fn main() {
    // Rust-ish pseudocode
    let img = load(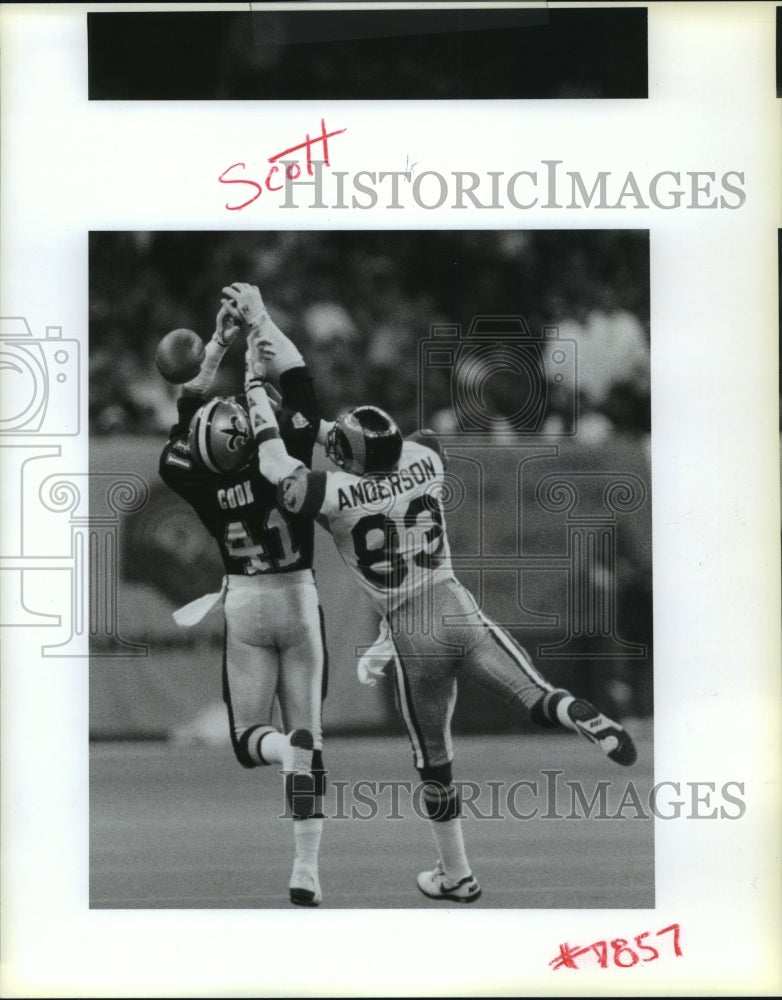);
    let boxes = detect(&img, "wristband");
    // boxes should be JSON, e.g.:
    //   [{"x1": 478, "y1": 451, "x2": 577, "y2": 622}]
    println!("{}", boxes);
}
[{"x1": 246, "y1": 383, "x2": 281, "y2": 442}]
